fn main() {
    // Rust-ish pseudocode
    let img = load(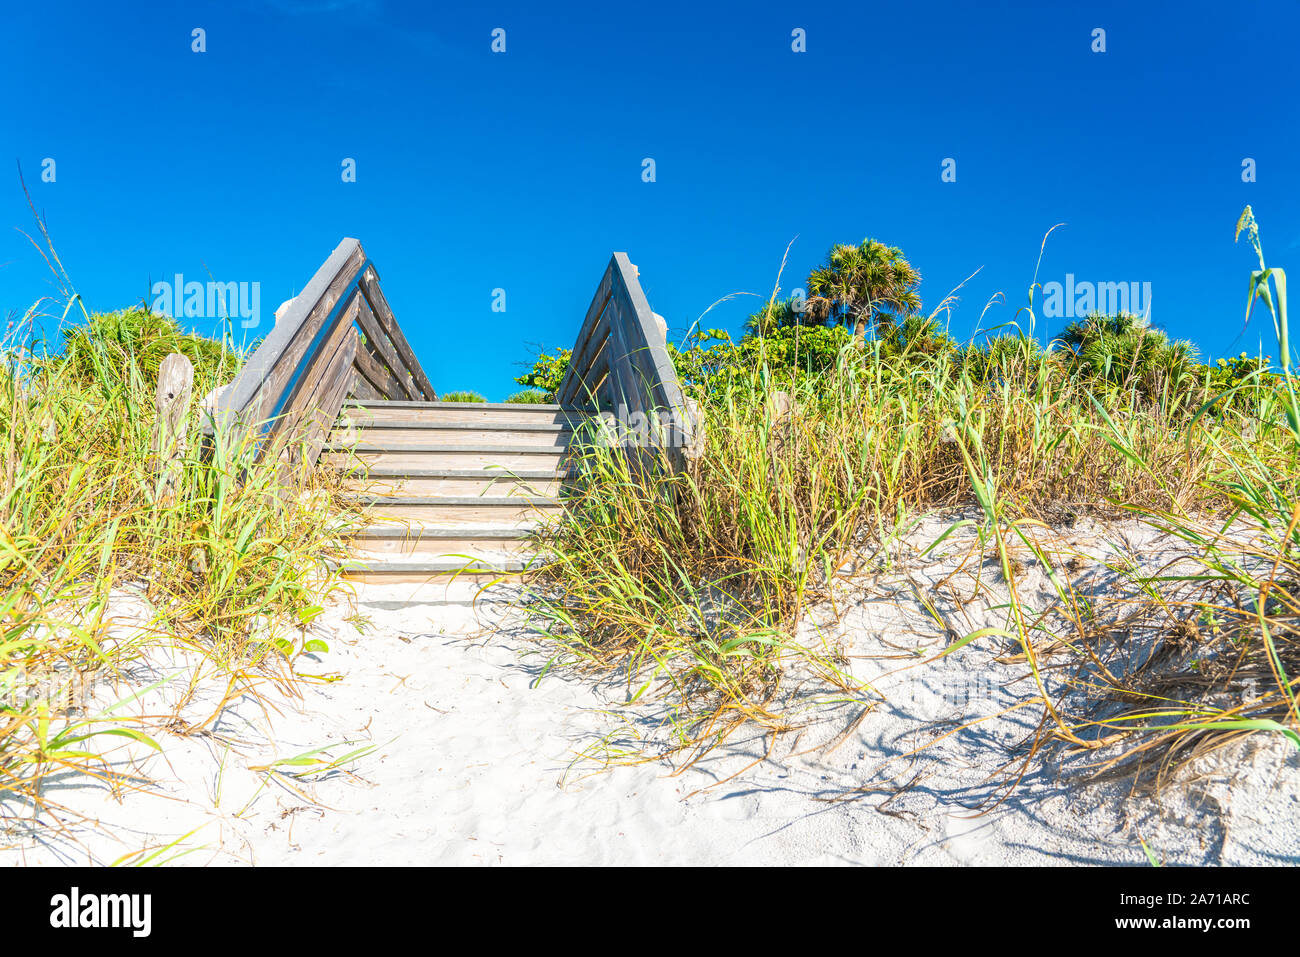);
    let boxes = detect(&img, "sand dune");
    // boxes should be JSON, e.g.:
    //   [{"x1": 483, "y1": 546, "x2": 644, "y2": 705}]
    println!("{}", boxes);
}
[{"x1": 3, "y1": 514, "x2": 1297, "y2": 867}]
